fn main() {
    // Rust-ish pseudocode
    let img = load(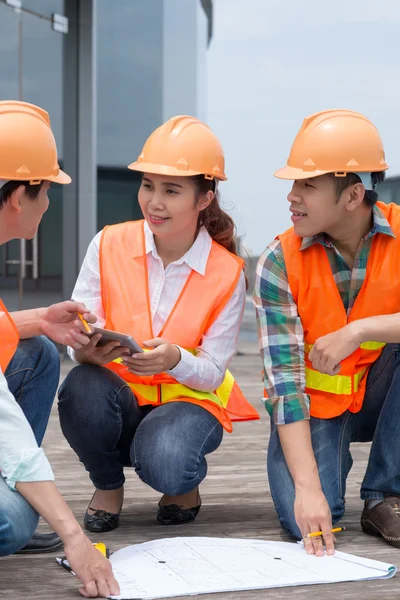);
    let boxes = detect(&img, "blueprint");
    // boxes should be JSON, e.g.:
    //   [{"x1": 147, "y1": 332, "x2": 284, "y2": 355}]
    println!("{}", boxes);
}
[{"x1": 108, "y1": 536, "x2": 397, "y2": 599}]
